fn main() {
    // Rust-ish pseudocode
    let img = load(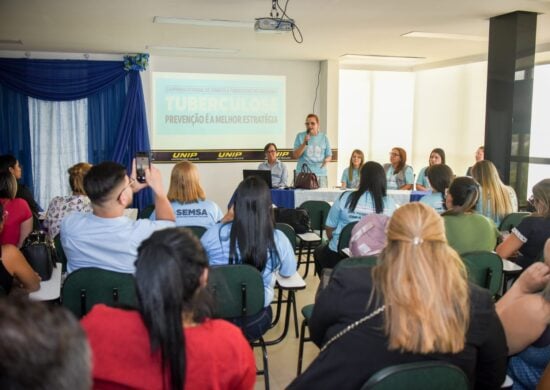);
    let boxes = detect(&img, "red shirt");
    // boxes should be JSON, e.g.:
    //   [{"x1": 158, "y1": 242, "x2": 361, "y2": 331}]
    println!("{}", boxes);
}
[
  {"x1": 0, "y1": 198, "x2": 32, "y2": 246},
  {"x1": 81, "y1": 304, "x2": 256, "y2": 390}
]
